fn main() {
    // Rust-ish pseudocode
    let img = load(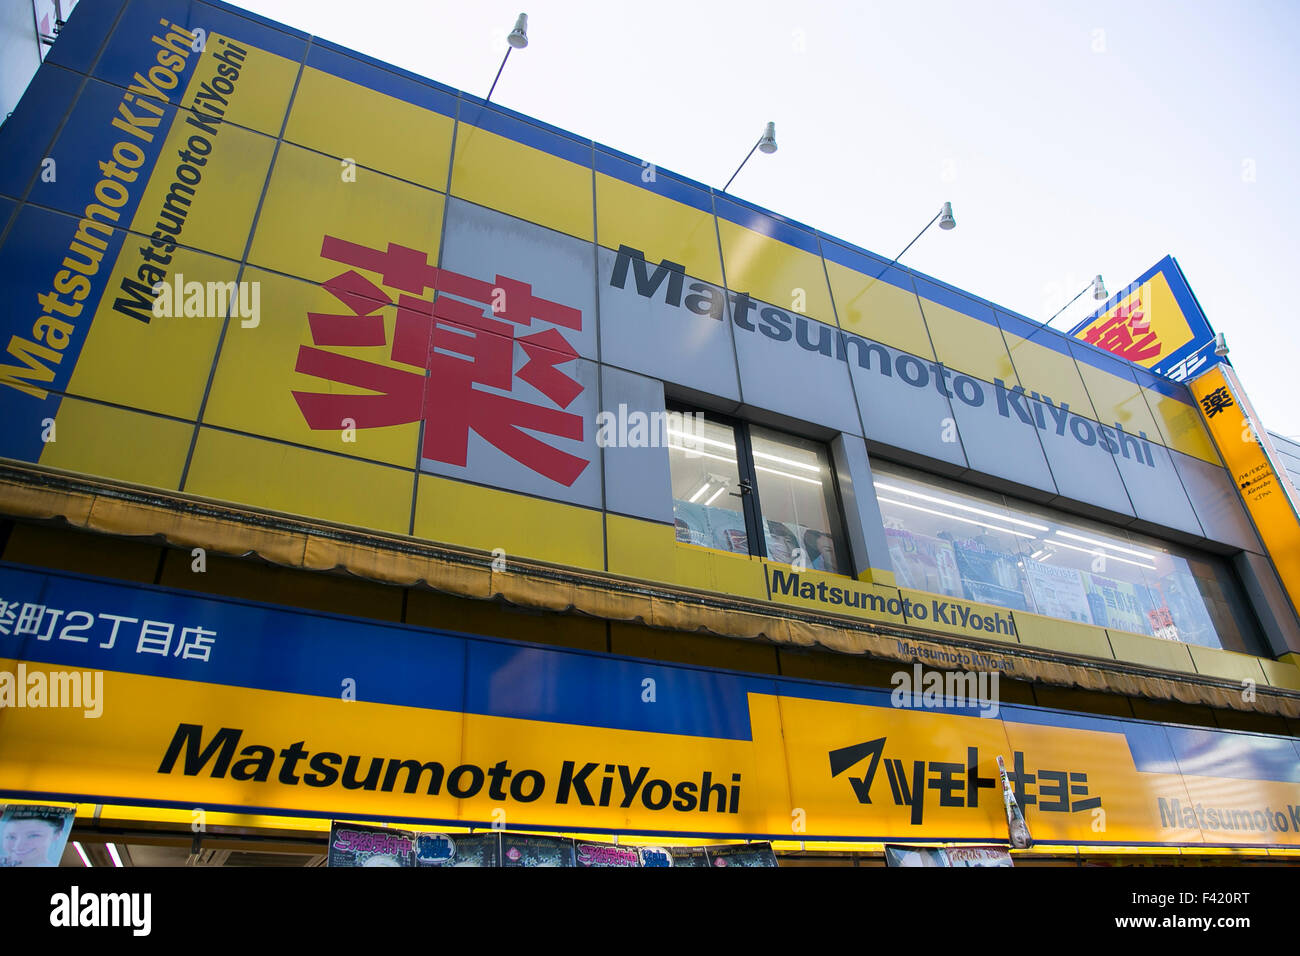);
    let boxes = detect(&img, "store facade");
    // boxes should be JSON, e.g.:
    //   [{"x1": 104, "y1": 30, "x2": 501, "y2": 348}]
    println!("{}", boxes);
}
[{"x1": 0, "y1": 0, "x2": 1298, "y2": 866}]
